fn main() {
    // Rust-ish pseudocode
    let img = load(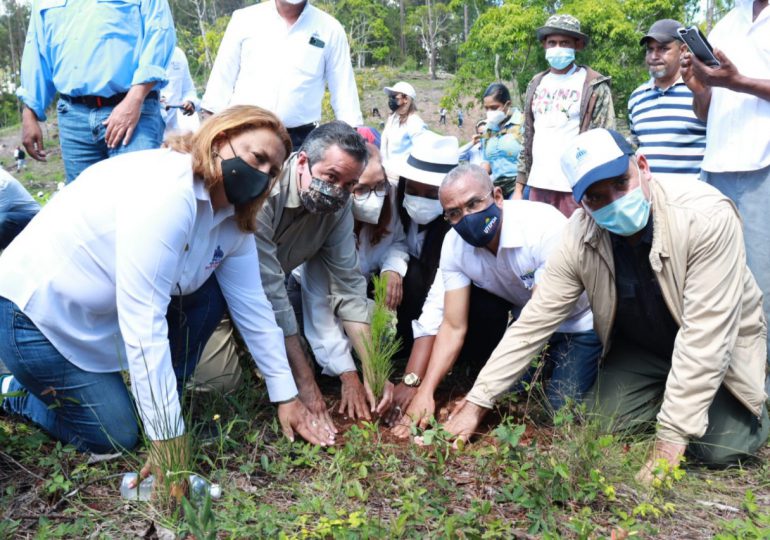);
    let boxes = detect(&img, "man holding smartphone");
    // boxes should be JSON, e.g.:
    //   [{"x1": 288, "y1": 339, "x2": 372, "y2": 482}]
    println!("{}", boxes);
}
[{"x1": 681, "y1": 0, "x2": 770, "y2": 393}]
